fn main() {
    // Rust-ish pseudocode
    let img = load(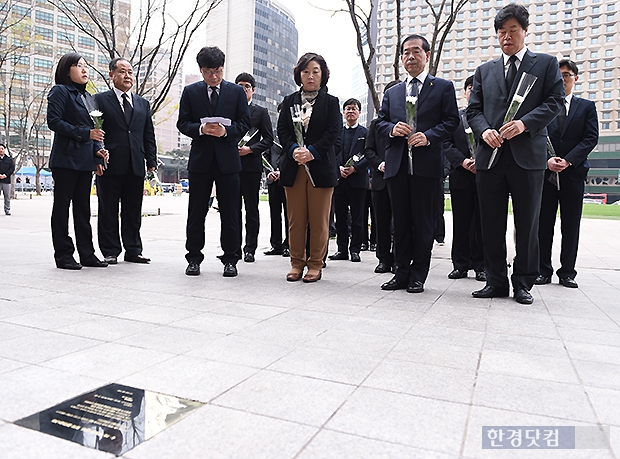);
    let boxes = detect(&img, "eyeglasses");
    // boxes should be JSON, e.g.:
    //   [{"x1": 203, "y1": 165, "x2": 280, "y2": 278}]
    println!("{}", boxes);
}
[
  {"x1": 73, "y1": 63, "x2": 89, "y2": 70},
  {"x1": 238, "y1": 83, "x2": 253, "y2": 90},
  {"x1": 561, "y1": 72, "x2": 576, "y2": 79},
  {"x1": 201, "y1": 67, "x2": 223, "y2": 76}
]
